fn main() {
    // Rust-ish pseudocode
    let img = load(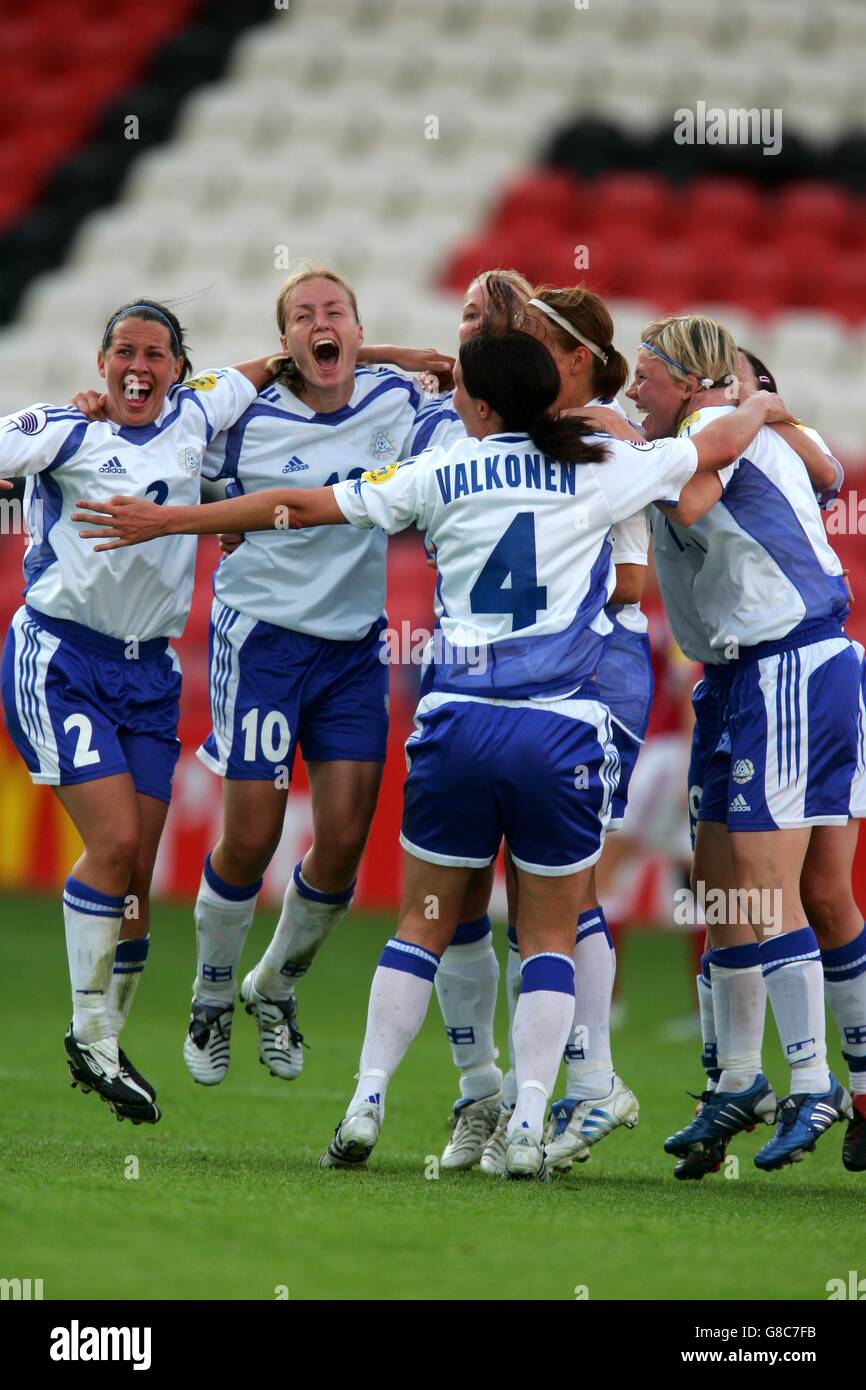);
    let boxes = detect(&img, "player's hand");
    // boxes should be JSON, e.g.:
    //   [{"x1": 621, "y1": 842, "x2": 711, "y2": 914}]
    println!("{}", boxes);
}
[
  {"x1": 563, "y1": 405, "x2": 644, "y2": 440},
  {"x1": 70, "y1": 389, "x2": 109, "y2": 420},
  {"x1": 72, "y1": 495, "x2": 168, "y2": 549},
  {"x1": 393, "y1": 347, "x2": 456, "y2": 389},
  {"x1": 746, "y1": 389, "x2": 797, "y2": 425},
  {"x1": 0, "y1": 479, "x2": 12, "y2": 489},
  {"x1": 218, "y1": 532, "x2": 245, "y2": 556},
  {"x1": 425, "y1": 540, "x2": 438, "y2": 571}
]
